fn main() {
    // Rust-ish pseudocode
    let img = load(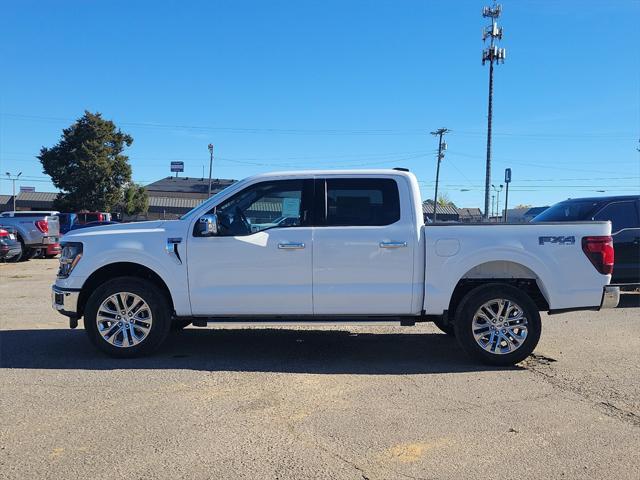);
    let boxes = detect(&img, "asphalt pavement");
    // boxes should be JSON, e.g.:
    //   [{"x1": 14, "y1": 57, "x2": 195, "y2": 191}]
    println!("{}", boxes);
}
[{"x1": 1, "y1": 259, "x2": 638, "y2": 479}]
